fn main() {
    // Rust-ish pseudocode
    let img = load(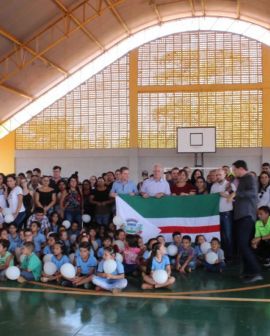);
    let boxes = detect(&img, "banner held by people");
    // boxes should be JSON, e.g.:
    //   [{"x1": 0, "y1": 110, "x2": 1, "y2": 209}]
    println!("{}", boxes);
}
[{"x1": 116, "y1": 194, "x2": 220, "y2": 242}]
